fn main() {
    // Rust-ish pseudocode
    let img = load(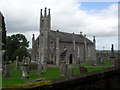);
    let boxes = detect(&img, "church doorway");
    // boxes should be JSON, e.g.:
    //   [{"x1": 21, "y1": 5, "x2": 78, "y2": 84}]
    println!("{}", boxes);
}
[{"x1": 69, "y1": 54, "x2": 73, "y2": 64}]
